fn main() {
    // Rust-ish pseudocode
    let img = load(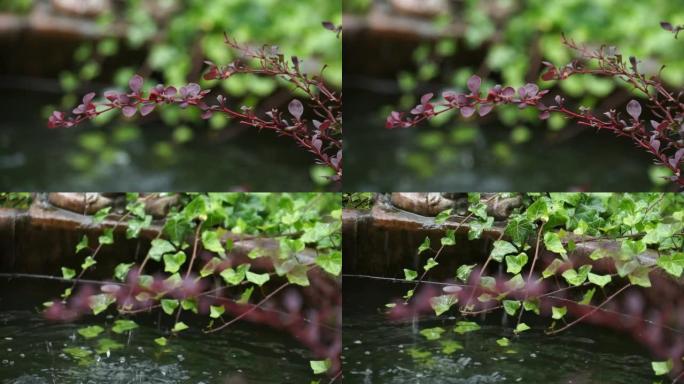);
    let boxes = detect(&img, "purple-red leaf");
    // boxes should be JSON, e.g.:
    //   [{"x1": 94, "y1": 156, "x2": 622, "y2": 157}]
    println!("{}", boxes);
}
[
  {"x1": 122, "y1": 106, "x2": 137, "y2": 118},
  {"x1": 626, "y1": 99, "x2": 642, "y2": 120},
  {"x1": 460, "y1": 106, "x2": 475, "y2": 118},
  {"x1": 421, "y1": 93, "x2": 434, "y2": 105},
  {"x1": 672, "y1": 148, "x2": 684, "y2": 167},
  {"x1": 661, "y1": 21, "x2": 674, "y2": 32},
  {"x1": 129, "y1": 75, "x2": 143, "y2": 93},
  {"x1": 82, "y1": 92, "x2": 96, "y2": 104},
  {"x1": 322, "y1": 21, "x2": 337, "y2": 31},
  {"x1": 502, "y1": 87, "x2": 516, "y2": 98},
  {"x1": 104, "y1": 90, "x2": 119, "y2": 101},
  {"x1": 288, "y1": 99, "x2": 304, "y2": 120},
  {"x1": 524, "y1": 84, "x2": 539, "y2": 97},
  {"x1": 467, "y1": 75, "x2": 481, "y2": 94},
  {"x1": 140, "y1": 103, "x2": 155, "y2": 116},
  {"x1": 478, "y1": 104, "x2": 493, "y2": 117}
]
